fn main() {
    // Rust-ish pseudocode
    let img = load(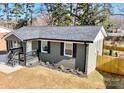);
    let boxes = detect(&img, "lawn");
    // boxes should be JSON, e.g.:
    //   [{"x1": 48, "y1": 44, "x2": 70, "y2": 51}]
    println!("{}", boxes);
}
[{"x1": 0, "y1": 66, "x2": 105, "y2": 89}]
